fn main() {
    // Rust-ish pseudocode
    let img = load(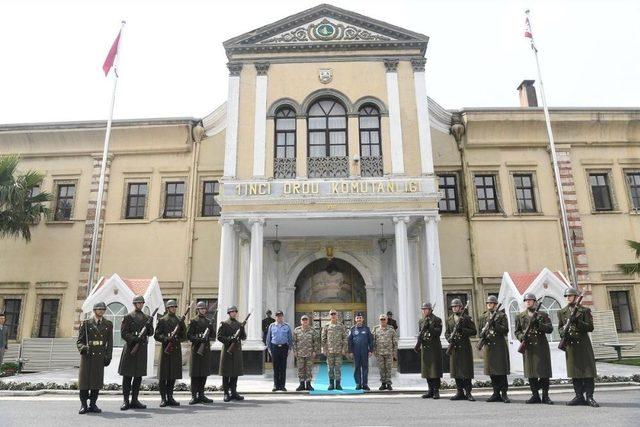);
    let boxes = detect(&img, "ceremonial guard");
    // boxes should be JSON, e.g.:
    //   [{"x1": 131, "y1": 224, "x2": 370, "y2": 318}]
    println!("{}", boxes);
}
[
  {"x1": 478, "y1": 296, "x2": 510, "y2": 403},
  {"x1": 348, "y1": 312, "x2": 373, "y2": 390},
  {"x1": 76, "y1": 302, "x2": 113, "y2": 414},
  {"x1": 445, "y1": 299, "x2": 477, "y2": 401},
  {"x1": 372, "y1": 314, "x2": 398, "y2": 391},
  {"x1": 515, "y1": 293, "x2": 554, "y2": 404},
  {"x1": 417, "y1": 302, "x2": 443, "y2": 399},
  {"x1": 321, "y1": 308, "x2": 348, "y2": 390},
  {"x1": 187, "y1": 301, "x2": 215, "y2": 404},
  {"x1": 118, "y1": 295, "x2": 154, "y2": 410},
  {"x1": 293, "y1": 314, "x2": 320, "y2": 391},
  {"x1": 558, "y1": 288, "x2": 599, "y2": 407},
  {"x1": 217, "y1": 305, "x2": 247, "y2": 402},
  {"x1": 153, "y1": 299, "x2": 186, "y2": 407}
]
